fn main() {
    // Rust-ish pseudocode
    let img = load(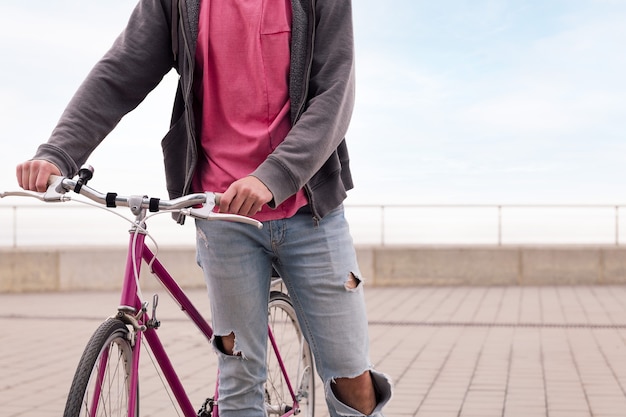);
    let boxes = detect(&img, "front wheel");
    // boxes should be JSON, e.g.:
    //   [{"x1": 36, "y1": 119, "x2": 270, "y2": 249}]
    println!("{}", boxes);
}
[
  {"x1": 266, "y1": 291, "x2": 315, "y2": 417},
  {"x1": 64, "y1": 318, "x2": 137, "y2": 417}
]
